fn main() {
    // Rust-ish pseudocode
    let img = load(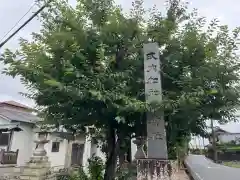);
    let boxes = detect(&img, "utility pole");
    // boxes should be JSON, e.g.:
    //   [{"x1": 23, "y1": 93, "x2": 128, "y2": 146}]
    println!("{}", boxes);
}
[
  {"x1": 198, "y1": 136, "x2": 202, "y2": 154},
  {"x1": 210, "y1": 119, "x2": 218, "y2": 162},
  {"x1": 194, "y1": 136, "x2": 197, "y2": 149},
  {"x1": 202, "y1": 137, "x2": 205, "y2": 148},
  {"x1": 0, "y1": 0, "x2": 53, "y2": 49},
  {"x1": 202, "y1": 137, "x2": 205, "y2": 151}
]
